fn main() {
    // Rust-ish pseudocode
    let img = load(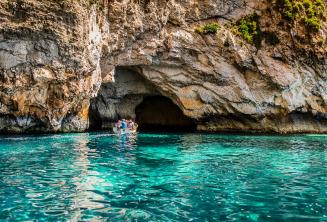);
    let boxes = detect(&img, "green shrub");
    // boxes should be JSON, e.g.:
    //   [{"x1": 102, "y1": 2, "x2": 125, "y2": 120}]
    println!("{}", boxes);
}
[
  {"x1": 283, "y1": 0, "x2": 295, "y2": 20},
  {"x1": 303, "y1": 0, "x2": 312, "y2": 9},
  {"x1": 235, "y1": 13, "x2": 262, "y2": 47},
  {"x1": 274, "y1": 0, "x2": 326, "y2": 32},
  {"x1": 305, "y1": 17, "x2": 321, "y2": 31},
  {"x1": 203, "y1": 23, "x2": 220, "y2": 34},
  {"x1": 195, "y1": 22, "x2": 220, "y2": 35},
  {"x1": 316, "y1": 0, "x2": 324, "y2": 6}
]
